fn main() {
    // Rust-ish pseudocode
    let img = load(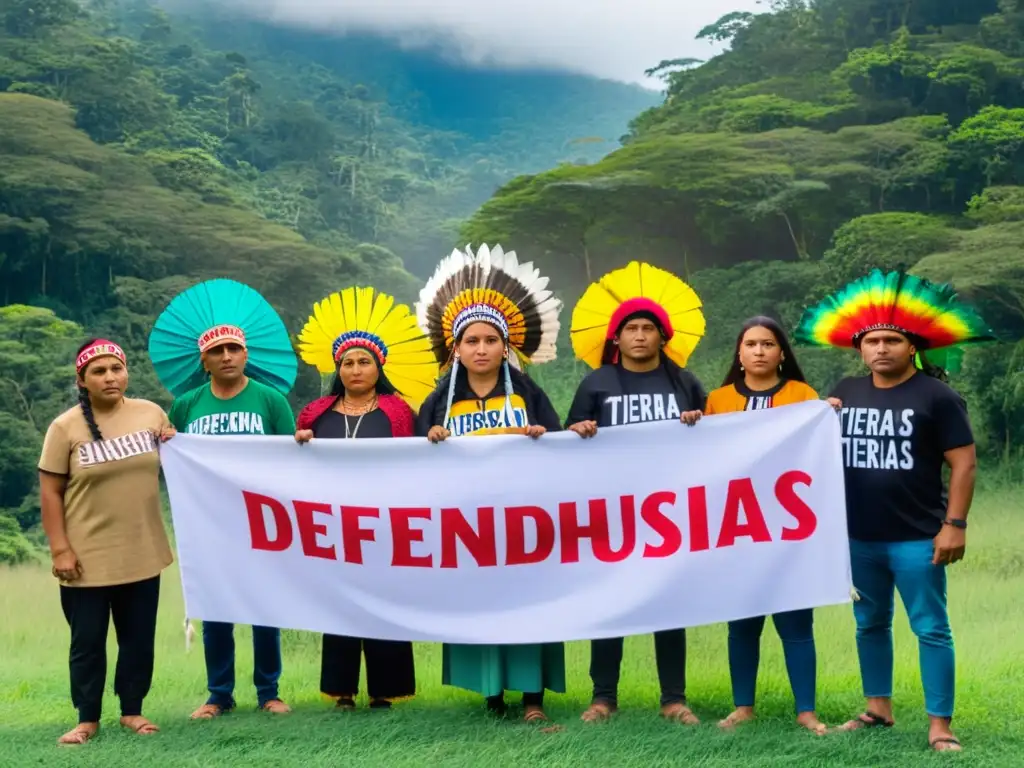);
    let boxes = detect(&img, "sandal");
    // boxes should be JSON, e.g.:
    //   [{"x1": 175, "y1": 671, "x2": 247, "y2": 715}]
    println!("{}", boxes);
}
[
  {"x1": 581, "y1": 701, "x2": 617, "y2": 723},
  {"x1": 334, "y1": 696, "x2": 356, "y2": 710},
  {"x1": 930, "y1": 736, "x2": 962, "y2": 752},
  {"x1": 57, "y1": 723, "x2": 97, "y2": 746},
  {"x1": 190, "y1": 703, "x2": 229, "y2": 720},
  {"x1": 661, "y1": 702, "x2": 700, "y2": 725},
  {"x1": 260, "y1": 699, "x2": 291, "y2": 714},
  {"x1": 525, "y1": 706, "x2": 564, "y2": 733},
  {"x1": 120, "y1": 716, "x2": 159, "y2": 735},
  {"x1": 718, "y1": 709, "x2": 755, "y2": 729},
  {"x1": 837, "y1": 711, "x2": 894, "y2": 732}
]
